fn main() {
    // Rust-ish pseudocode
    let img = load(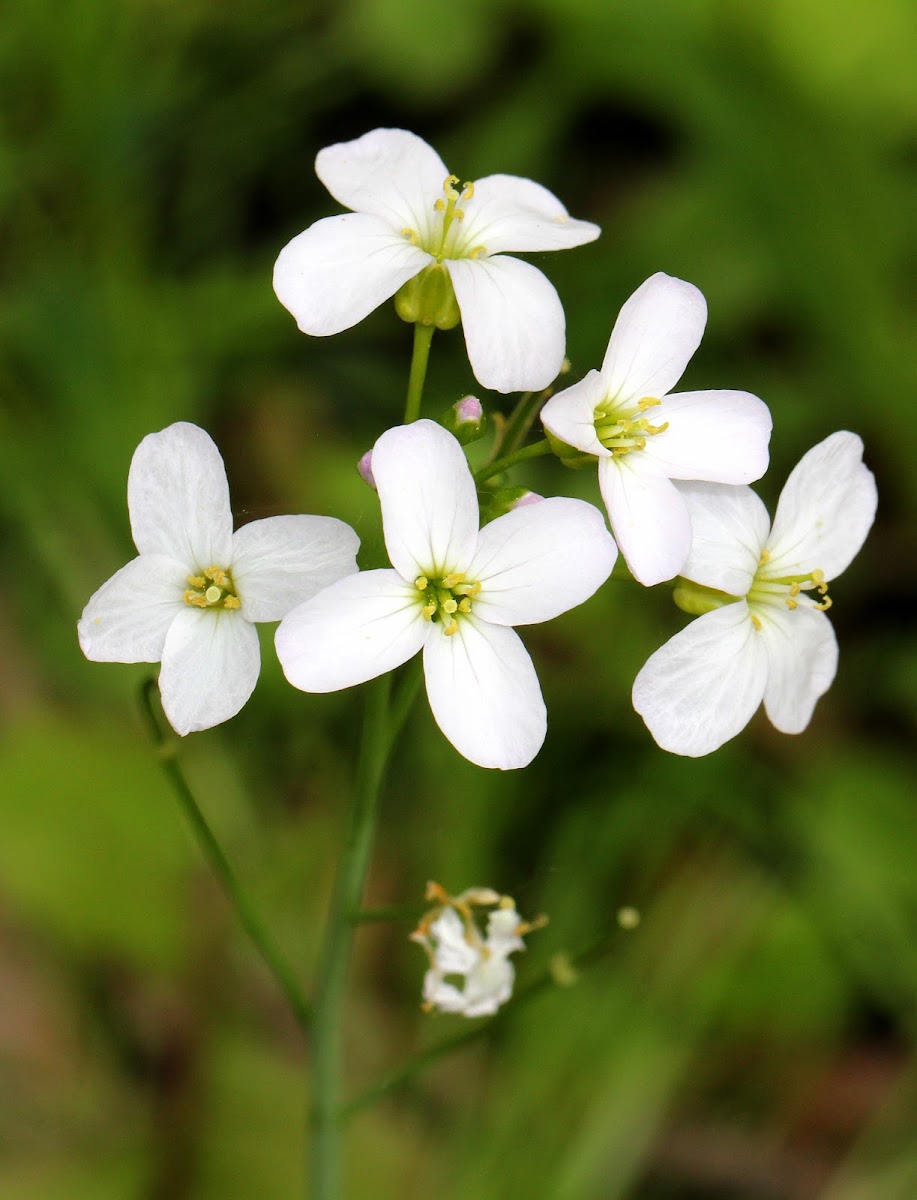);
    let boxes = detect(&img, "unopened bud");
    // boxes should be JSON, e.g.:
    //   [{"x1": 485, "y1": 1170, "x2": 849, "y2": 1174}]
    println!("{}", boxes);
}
[
  {"x1": 438, "y1": 395, "x2": 487, "y2": 445},
  {"x1": 356, "y1": 450, "x2": 376, "y2": 490}
]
